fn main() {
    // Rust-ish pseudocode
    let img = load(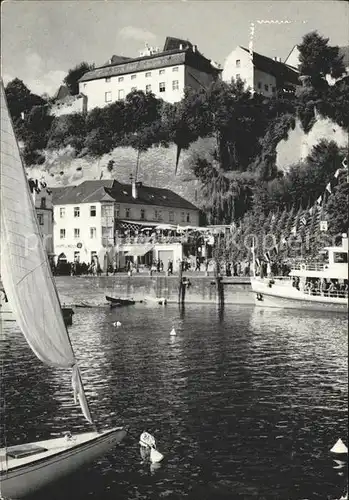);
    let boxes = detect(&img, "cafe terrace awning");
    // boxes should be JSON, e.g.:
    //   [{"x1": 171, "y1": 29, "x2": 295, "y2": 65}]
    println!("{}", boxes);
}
[
  {"x1": 115, "y1": 220, "x2": 158, "y2": 232},
  {"x1": 118, "y1": 244, "x2": 154, "y2": 257}
]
